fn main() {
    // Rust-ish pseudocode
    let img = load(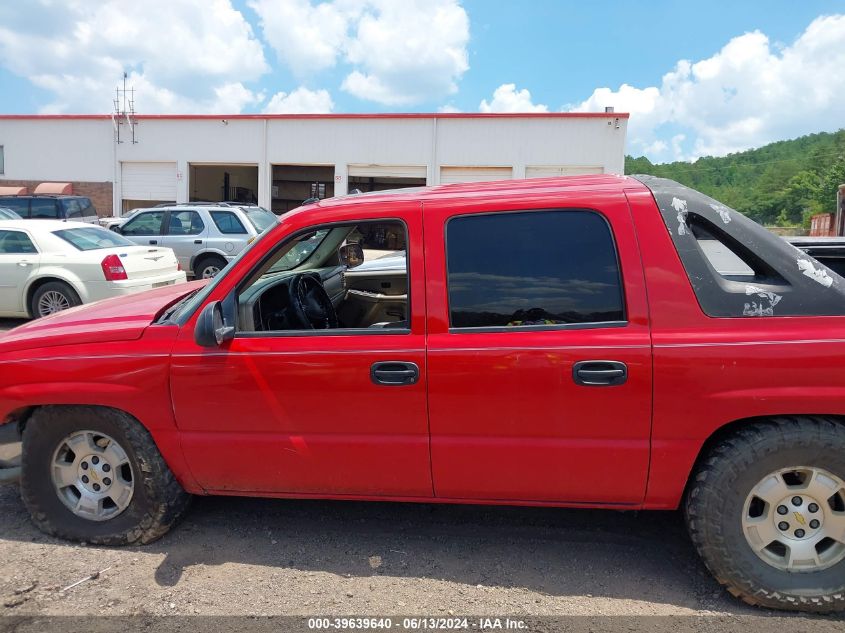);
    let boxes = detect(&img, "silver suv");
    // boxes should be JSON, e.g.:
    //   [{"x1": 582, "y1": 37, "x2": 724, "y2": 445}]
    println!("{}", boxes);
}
[{"x1": 117, "y1": 203, "x2": 277, "y2": 278}]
